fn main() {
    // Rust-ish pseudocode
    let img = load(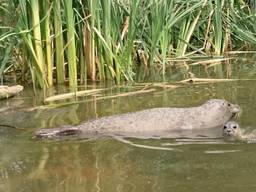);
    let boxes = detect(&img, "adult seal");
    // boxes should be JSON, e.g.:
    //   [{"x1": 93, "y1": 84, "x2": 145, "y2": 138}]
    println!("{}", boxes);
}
[{"x1": 35, "y1": 99, "x2": 240, "y2": 139}]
